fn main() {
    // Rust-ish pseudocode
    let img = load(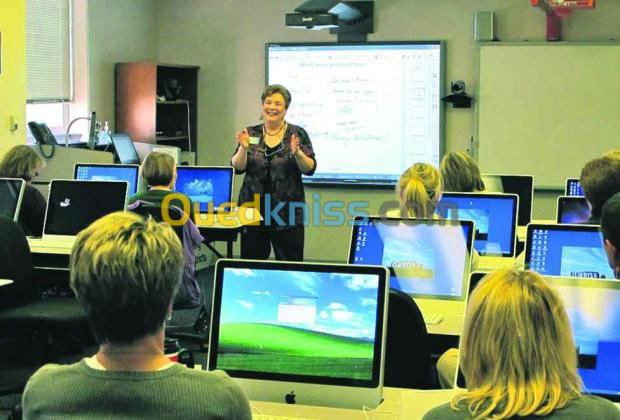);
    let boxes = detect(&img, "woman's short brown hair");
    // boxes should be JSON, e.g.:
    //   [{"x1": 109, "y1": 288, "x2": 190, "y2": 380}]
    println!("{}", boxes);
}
[
  {"x1": 261, "y1": 84, "x2": 292, "y2": 109},
  {"x1": 0, "y1": 145, "x2": 44, "y2": 182},
  {"x1": 440, "y1": 151, "x2": 485, "y2": 193},
  {"x1": 70, "y1": 211, "x2": 184, "y2": 344},
  {"x1": 141, "y1": 152, "x2": 175, "y2": 187}
]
